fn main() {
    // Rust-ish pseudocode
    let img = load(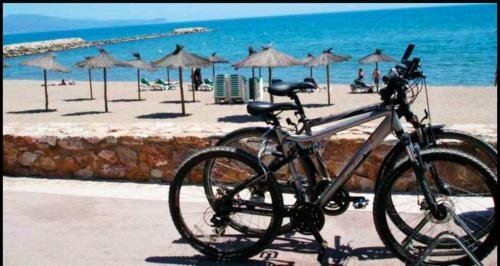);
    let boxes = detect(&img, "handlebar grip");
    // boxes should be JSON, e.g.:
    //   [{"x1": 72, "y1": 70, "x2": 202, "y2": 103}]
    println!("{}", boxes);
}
[{"x1": 401, "y1": 44, "x2": 415, "y2": 61}]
